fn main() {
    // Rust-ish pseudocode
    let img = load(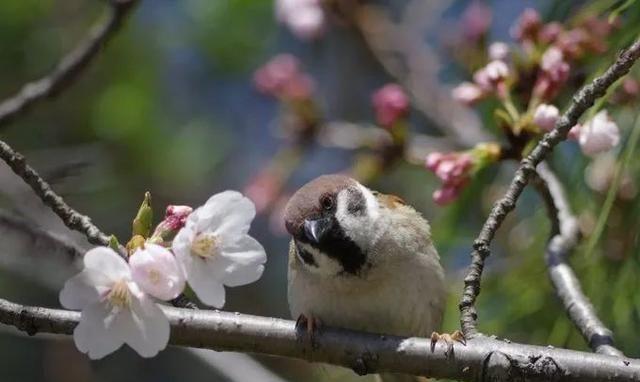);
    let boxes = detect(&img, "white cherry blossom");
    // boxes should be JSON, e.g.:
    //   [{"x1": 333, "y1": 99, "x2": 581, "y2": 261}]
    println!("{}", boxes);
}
[
  {"x1": 60, "y1": 247, "x2": 170, "y2": 359},
  {"x1": 172, "y1": 191, "x2": 267, "y2": 308},
  {"x1": 578, "y1": 110, "x2": 620, "y2": 156},
  {"x1": 533, "y1": 103, "x2": 560, "y2": 132}
]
